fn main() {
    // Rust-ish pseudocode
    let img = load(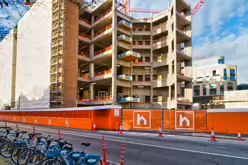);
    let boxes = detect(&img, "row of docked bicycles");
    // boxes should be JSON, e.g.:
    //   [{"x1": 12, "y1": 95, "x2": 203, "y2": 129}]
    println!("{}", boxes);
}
[{"x1": 0, "y1": 126, "x2": 103, "y2": 165}]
